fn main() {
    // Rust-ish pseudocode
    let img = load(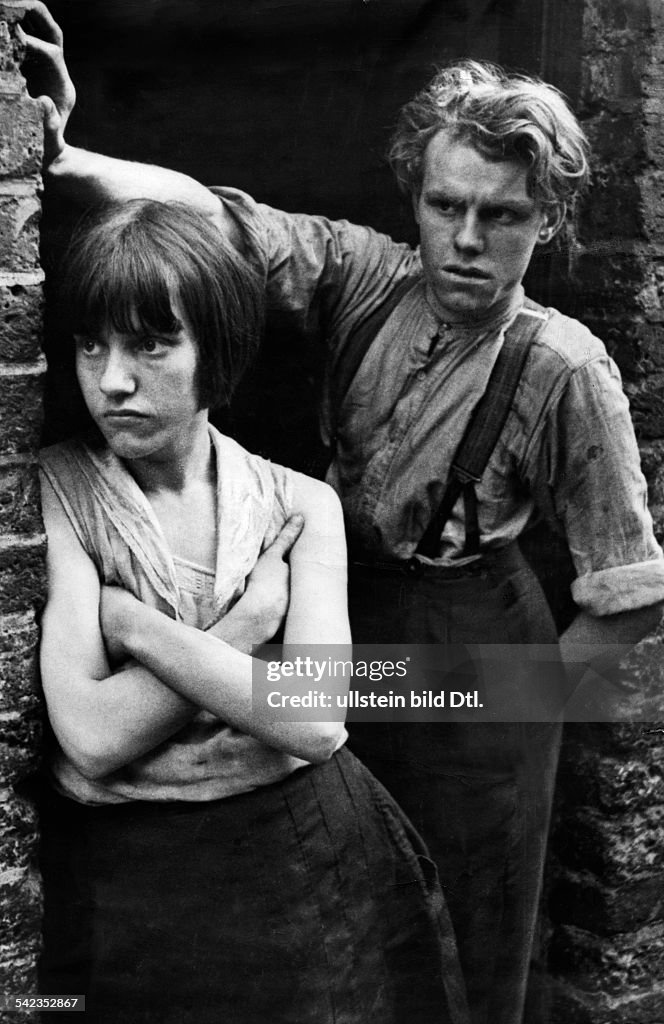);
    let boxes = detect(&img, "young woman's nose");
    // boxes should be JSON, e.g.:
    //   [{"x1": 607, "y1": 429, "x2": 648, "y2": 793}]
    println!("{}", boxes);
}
[
  {"x1": 454, "y1": 210, "x2": 485, "y2": 254},
  {"x1": 99, "y1": 349, "x2": 137, "y2": 397}
]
